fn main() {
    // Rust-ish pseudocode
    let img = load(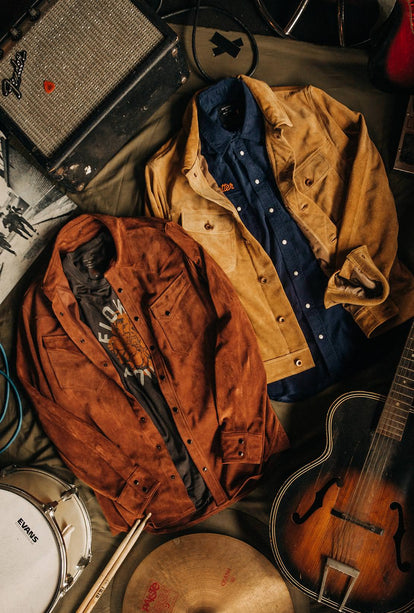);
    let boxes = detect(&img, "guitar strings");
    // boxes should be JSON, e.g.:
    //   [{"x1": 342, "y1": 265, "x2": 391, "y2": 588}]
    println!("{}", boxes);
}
[{"x1": 333, "y1": 325, "x2": 414, "y2": 566}]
